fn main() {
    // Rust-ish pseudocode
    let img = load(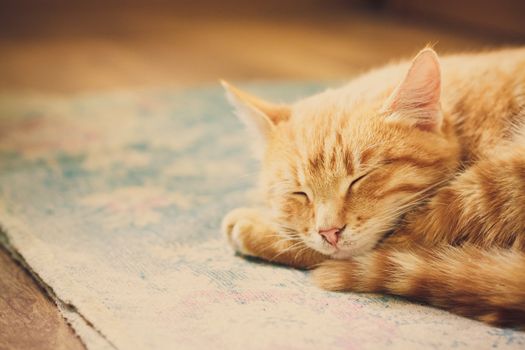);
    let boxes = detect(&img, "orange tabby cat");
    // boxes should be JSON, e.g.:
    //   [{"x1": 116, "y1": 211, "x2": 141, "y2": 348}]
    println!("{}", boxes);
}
[{"x1": 221, "y1": 47, "x2": 525, "y2": 328}]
